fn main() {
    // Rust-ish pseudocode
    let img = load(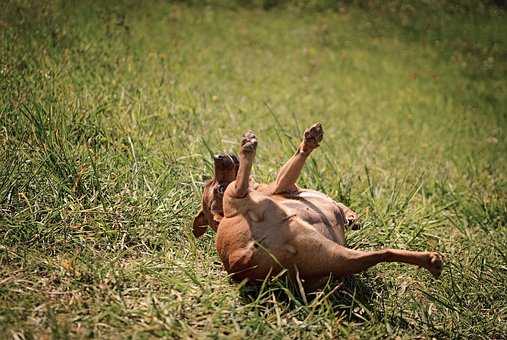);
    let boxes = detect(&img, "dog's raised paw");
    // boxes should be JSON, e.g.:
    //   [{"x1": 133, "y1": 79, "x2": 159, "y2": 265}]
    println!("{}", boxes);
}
[
  {"x1": 241, "y1": 131, "x2": 257, "y2": 154},
  {"x1": 303, "y1": 122, "x2": 323, "y2": 149}
]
